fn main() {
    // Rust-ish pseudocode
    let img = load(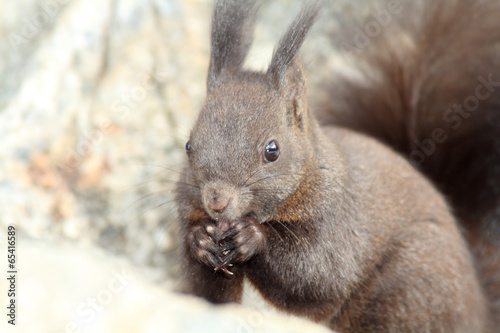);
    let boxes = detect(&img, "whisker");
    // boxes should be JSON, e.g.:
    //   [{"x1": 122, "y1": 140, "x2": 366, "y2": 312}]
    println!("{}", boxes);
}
[
  {"x1": 116, "y1": 193, "x2": 195, "y2": 232},
  {"x1": 275, "y1": 220, "x2": 301, "y2": 242},
  {"x1": 263, "y1": 221, "x2": 285, "y2": 244},
  {"x1": 246, "y1": 172, "x2": 306, "y2": 187},
  {"x1": 126, "y1": 190, "x2": 174, "y2": 210},
  {"x1": 240, "y1": 168, "x2": 263, "y2": 187},
  {"x1": 130, "y1": 163, "x2": 204, "y2": 185},
  {"x1": 128, "y1": 186, "x2": 200, "y2": 212}
]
